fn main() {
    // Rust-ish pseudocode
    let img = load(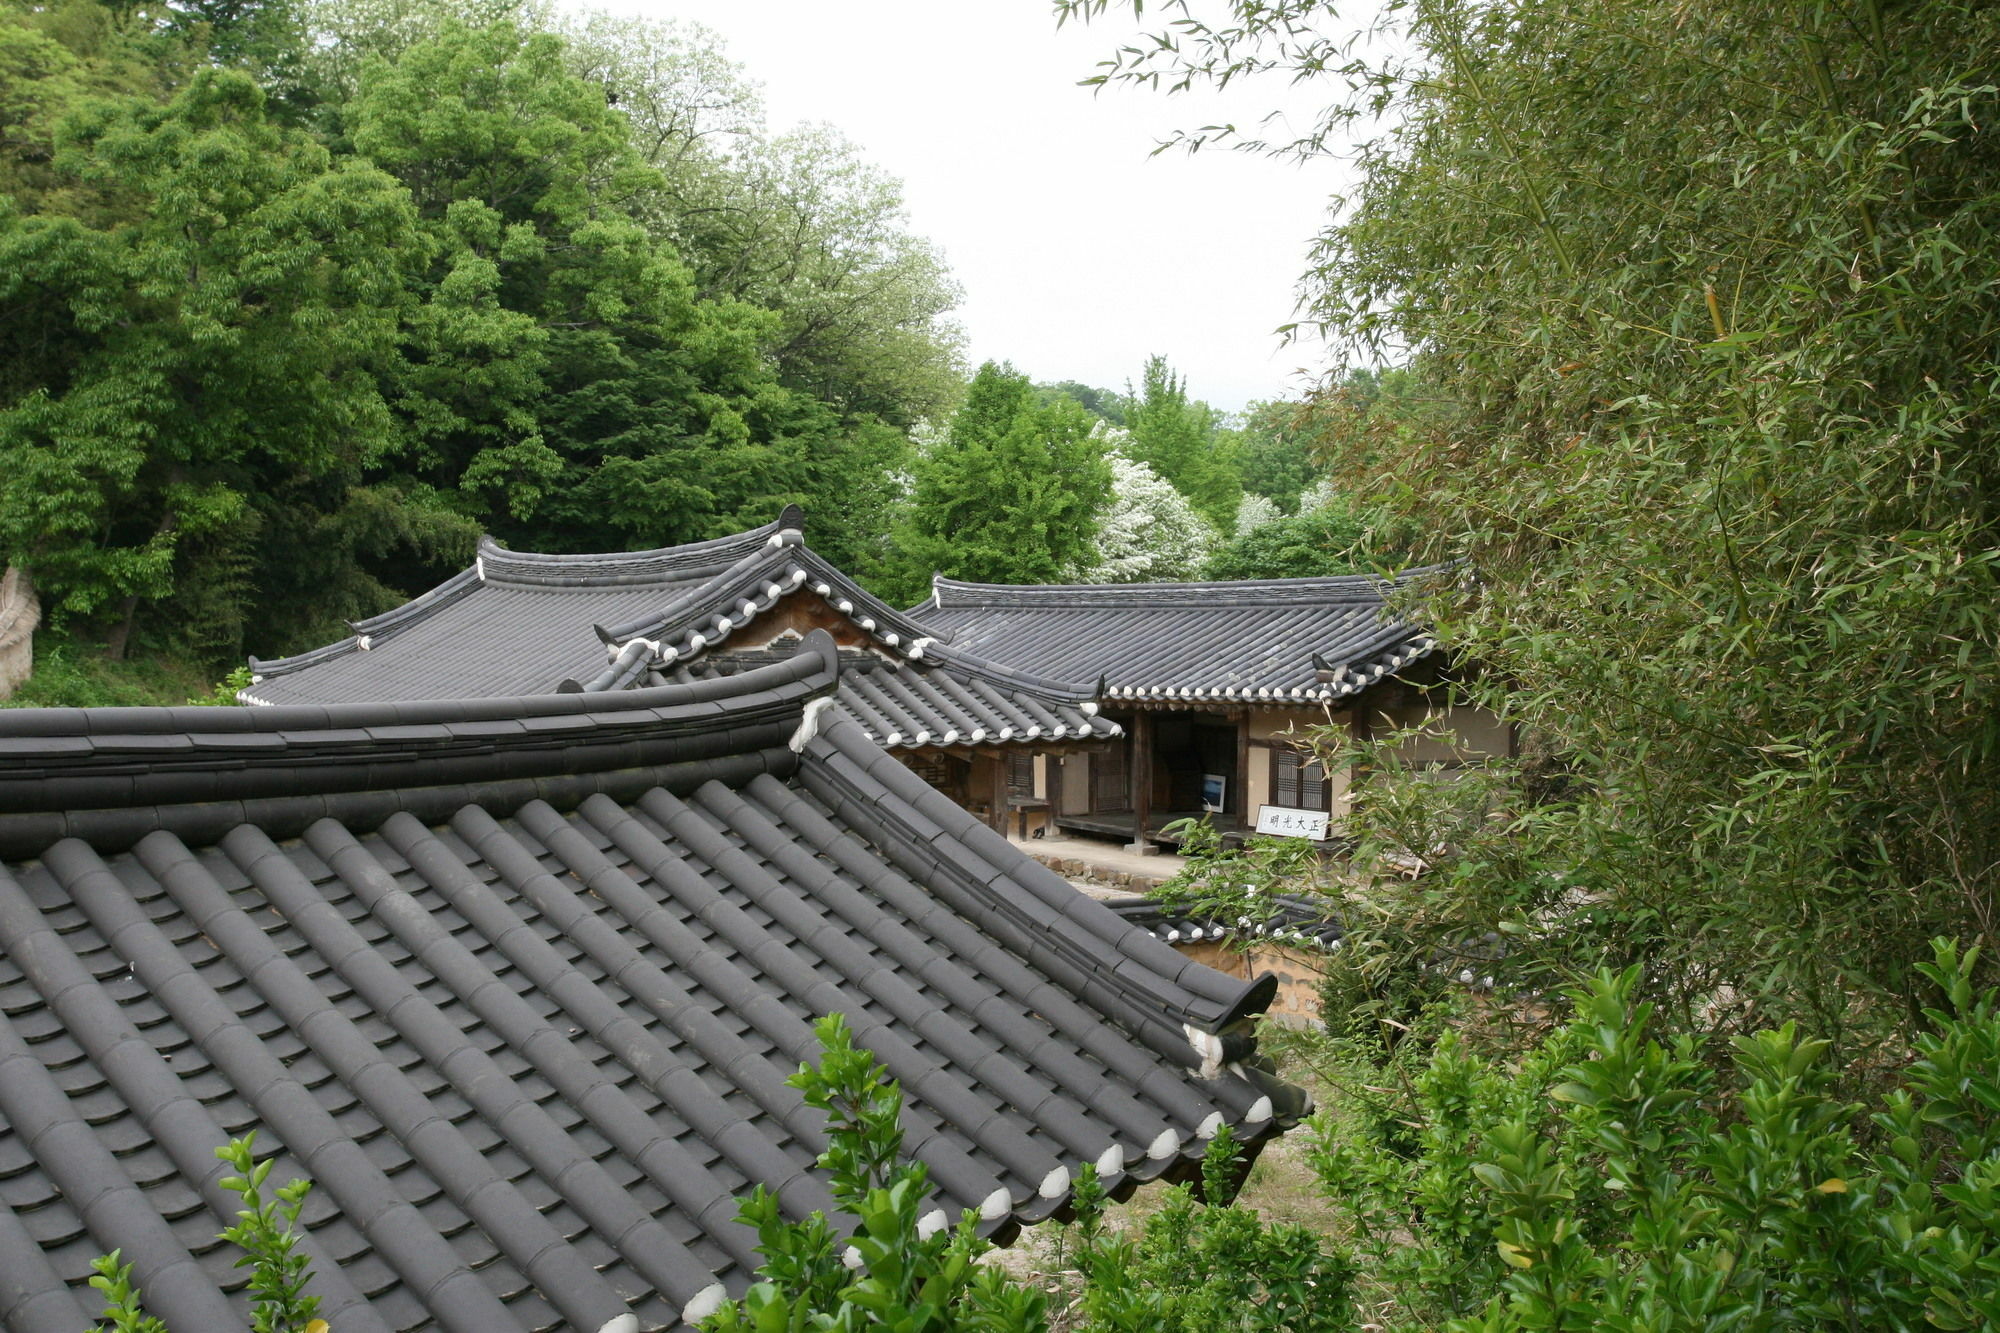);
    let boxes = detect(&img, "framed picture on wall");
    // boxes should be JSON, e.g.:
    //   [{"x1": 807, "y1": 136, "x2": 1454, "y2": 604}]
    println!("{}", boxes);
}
[{"x1": 1201, "y1": 773, "x2": 1227, "y2": 813}]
